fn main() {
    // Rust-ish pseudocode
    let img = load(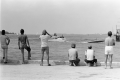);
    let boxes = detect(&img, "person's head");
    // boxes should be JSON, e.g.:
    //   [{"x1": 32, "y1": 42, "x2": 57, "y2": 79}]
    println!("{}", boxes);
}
[
  {"x1": 42, "y1": 30, "x2": 46, "y2": 35},
  {"x1": 20, "y1": 29, "x2": 24, "y2": 34},
  {"x1": 88, "y1": 46, "x2": 92, "y2": 49},
  {"x1": 71, "y1": 43, "x2": 76, "y2": 48},
  {"x1": 108, "y1": 31, "x2": 112, "y2": 37},
  {"x1": 1, "y1": 30, "x2": 5, "y2": 35}
]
